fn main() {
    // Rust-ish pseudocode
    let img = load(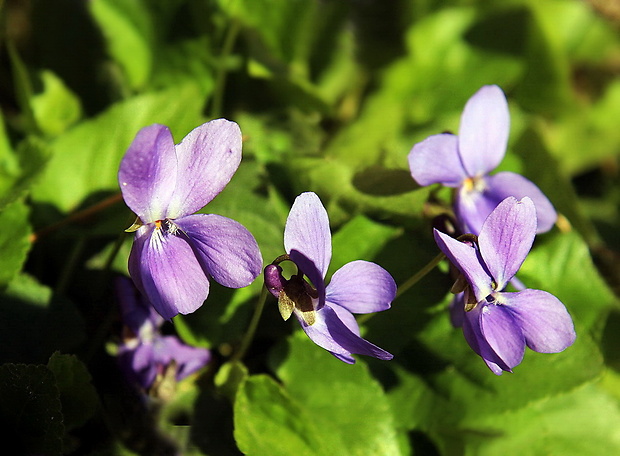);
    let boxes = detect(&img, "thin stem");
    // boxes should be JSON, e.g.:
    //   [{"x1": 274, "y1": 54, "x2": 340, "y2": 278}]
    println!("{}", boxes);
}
[
  {"x1": 395, "y1": 252, "x2": 445, "y2": 299},
  {"x1": 232, "y1": 285, "x2": 268, "y2": 363},
  {"x1": 209, "y1": 18, "x2": 241, "y2": 118},
  {"x1": 30, "y1": 192, "x2": 124, "y2": 243},
  {"x1": 356, "y1": 252, "x2": 445, "y2": 325}
]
